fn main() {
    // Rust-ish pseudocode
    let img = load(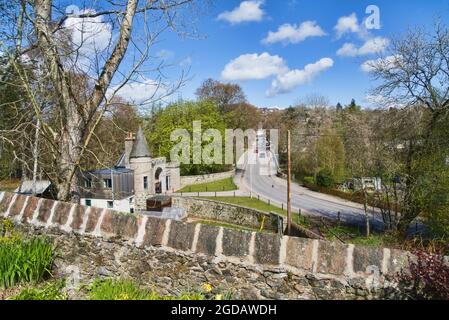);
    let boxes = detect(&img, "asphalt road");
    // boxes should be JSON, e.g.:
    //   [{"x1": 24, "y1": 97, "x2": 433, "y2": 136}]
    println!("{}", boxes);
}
[{"x1": 237, "y1": 150, "x2": 385, "y2": 231}]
